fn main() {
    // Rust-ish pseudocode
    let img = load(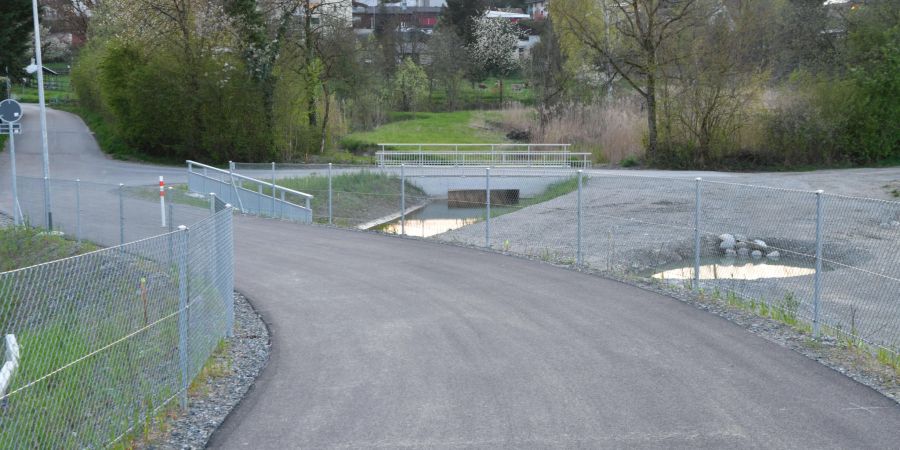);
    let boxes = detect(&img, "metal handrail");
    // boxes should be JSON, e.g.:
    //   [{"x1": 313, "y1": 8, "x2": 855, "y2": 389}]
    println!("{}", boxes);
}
[
  {"x1": 377, "y1": 143, "x2": 571, "y2": 148},
  {"x1": 375, "y1": 150, "x2": 591, "y2": 168},
  {"x1": 187, "y1": 160, "x2": 314, "y2": 200}
]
